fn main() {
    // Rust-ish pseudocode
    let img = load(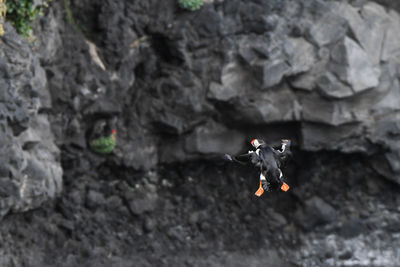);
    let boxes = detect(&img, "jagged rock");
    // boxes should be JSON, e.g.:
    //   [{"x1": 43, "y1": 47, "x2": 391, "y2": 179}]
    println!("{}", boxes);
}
[
  {"x1": 207, "y1": 62, "x2": 248, "y2": 101},
  {"x1": 243, "y1": 32, "x2": 291, "y2": 89},
  {"x1": 331, "y1": 37, "x2": 380, "y2": 93},
  {"x1": 301, "y1": 94, "x2": 368, "y2": 126},
  {"x1": 212, "y1": 83, "x2": 301, "y2": 125},
  {"x1": 140, "y1": 73, "x2": 207, "y2": 135},
  {"x1": 361, "y1": 3, "x2": 391, "y2": 62},
  {"x1": 239, "y1": 2, "x2": 281, "y2": 34},
  {"x1": 238, "y1": 35, "x2": 270, "y2": 65},
  {"x1": 301, "y1": 122, "x2": 373, "y2": 153},
  {"x1": 316, "y1": 72, "x2": 354, "y2": 99},
  {"x1": 253, "y1": 58, "x2": 290, "y2": 89},
  {"x1": 332, "y1": 2, "x2": 388, "y2": 66},
  {"x1": 251, "y1": 85, "x2": 301, "y2": 123},
  {"x1": 0, "y1": 24, "x2": 62, "y2": 218},
  {"x1": 286, "y1": 37, "x2": 317, "y2": 75},
  {"x1": 307, "y1": 11, "x2": 348, "y2": 46},
  {"x1": 197, "y1": 9, "x2": 224, "y2": 37},
  {"x1": 290, "y1": 73, "x2": 315, "y2": 91}
]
